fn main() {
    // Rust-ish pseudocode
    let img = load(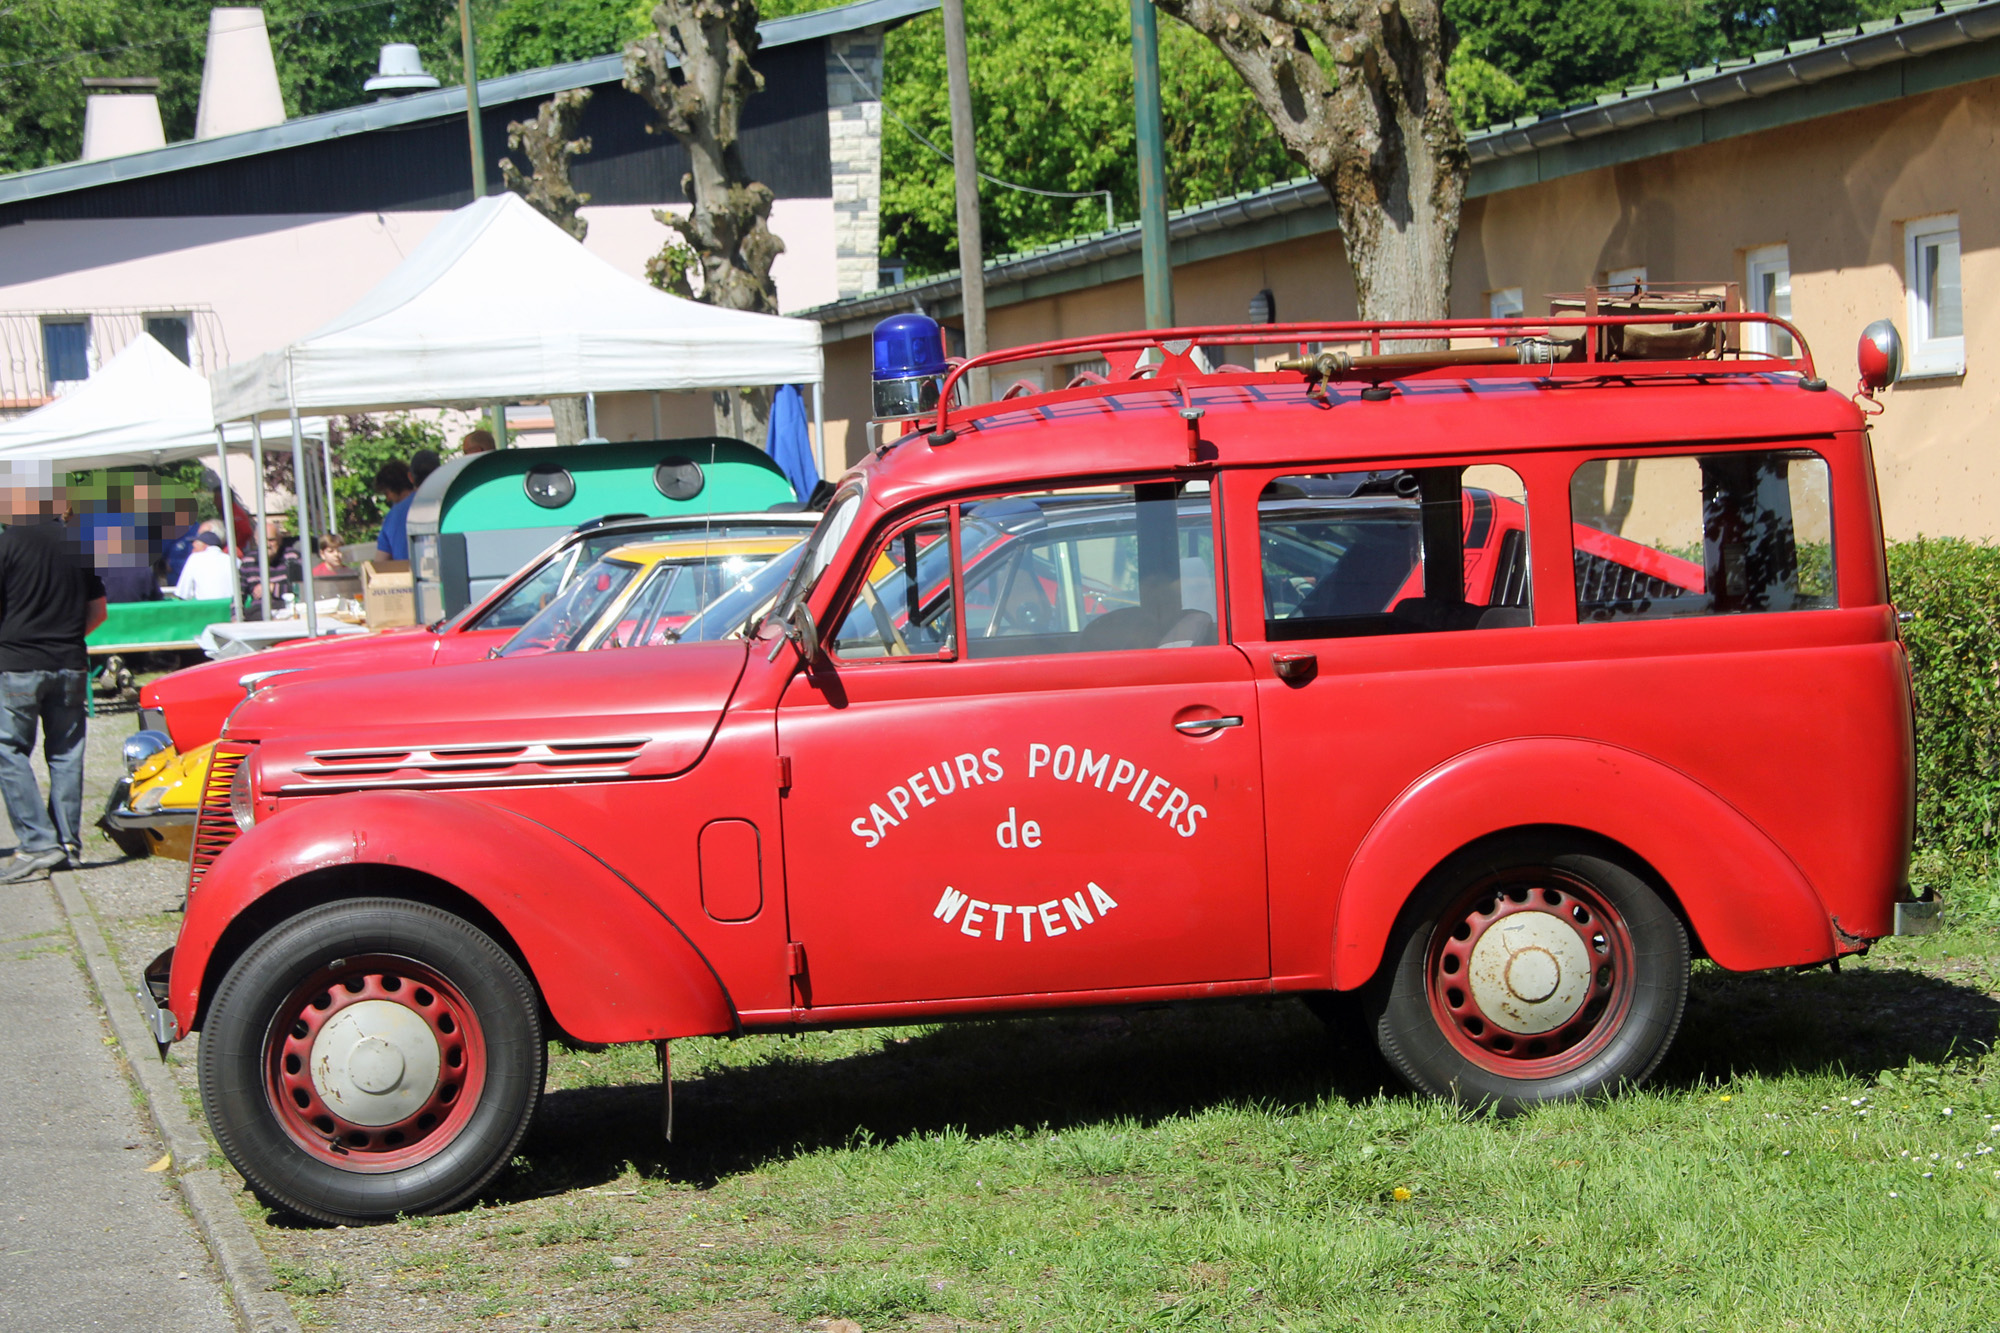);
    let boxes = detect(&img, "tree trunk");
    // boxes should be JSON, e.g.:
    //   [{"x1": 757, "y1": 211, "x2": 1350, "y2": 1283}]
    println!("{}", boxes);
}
[
  {"x1": 623, "y1": 1, "x2": 786, "y2": 318},
  {"x1": 550, "y1": 397, "x2": 588, "y2": 447},
  {"x1": 499, "y1": 89, "x2": 594, "y2": 241},
  {"x1": 1154, "y1": 0, "x2": 1467, "y2": 323}
]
